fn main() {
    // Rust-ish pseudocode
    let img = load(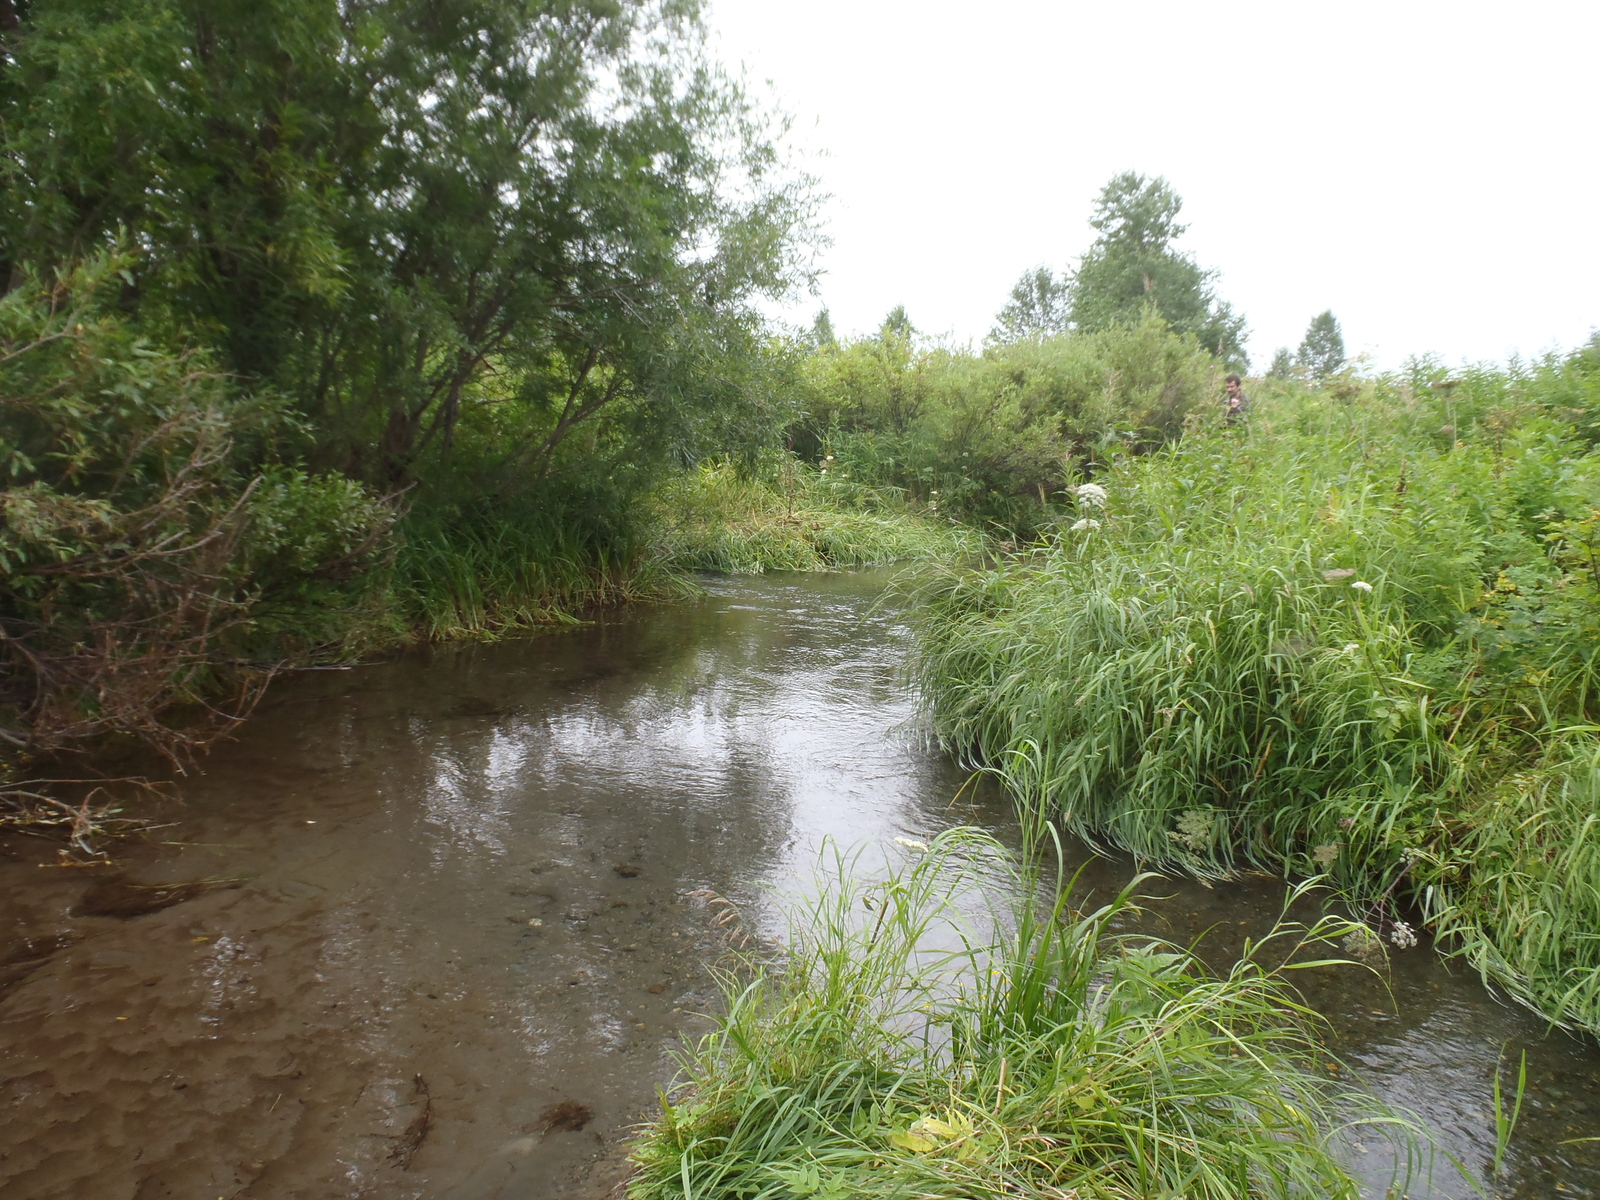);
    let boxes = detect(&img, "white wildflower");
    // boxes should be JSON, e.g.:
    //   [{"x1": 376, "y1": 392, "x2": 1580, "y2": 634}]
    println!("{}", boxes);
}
[
  {"x1": 1311, "y1": 842, "x2": 1341, "y2": 868},
  {"x1": 1343, "y1": 643, "x2": 1361, "y2": 653},
  {"x1": 1350, "y1": 580, "x2": 1374, "y2": 593},
  {"x1": 1388, "y1": 920, "x2": 1418, "y2": 950},
  {"x1": 893, "y1": 836, "x2": 928, "y2": 852},
  {"x1": 1069, "y1": 518, "x2": 1100, "y2": 532},
  {"x1": 1075, "y1": 482, "x2": 1108, "y2": 507},
  {"x1": 1322, "y1": 568, "x2": 1355, "y2": 582}
]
